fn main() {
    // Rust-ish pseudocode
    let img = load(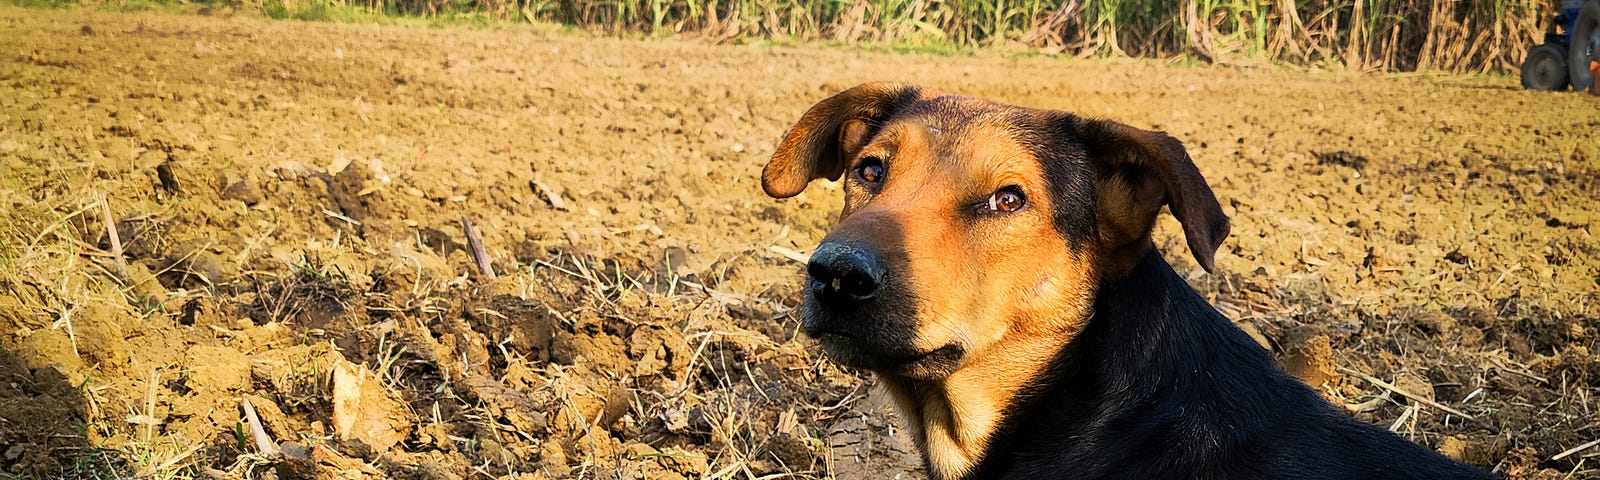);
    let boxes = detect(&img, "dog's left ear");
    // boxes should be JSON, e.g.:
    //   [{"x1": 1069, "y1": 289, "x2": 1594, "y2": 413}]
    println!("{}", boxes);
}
[
  {"x1": 1075, "y1": 117, "x2": 1230, "y2": 273},
  {"x1": 763, "y1": 83, "x2": 932, "y2": 198}
]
